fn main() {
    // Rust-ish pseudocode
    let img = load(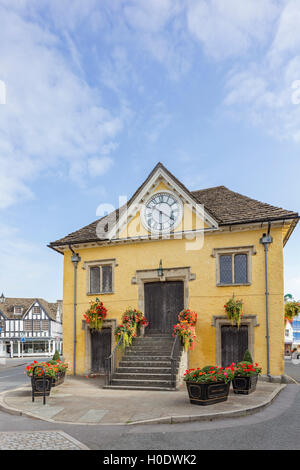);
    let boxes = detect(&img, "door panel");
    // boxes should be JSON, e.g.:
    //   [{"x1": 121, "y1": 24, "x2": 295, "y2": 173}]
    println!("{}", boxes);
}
[
  {"x1": 91, "y1": 328, "x2": 111, "y2": 373},
  {"x1": 144, "y1": 281, "x2": 184, "y2": 335},
  {"x1": 221, "y1": 325, "x2": 248, "y2": 367}
]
